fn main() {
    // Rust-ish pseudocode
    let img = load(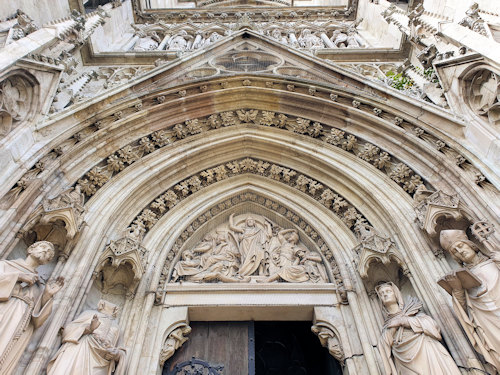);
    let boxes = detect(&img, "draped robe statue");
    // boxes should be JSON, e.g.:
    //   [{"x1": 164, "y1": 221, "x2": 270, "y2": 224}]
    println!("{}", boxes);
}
[
  {"x1": 376, "y1": 282, "x2": 461, "y2": 375},
  {"x1": 440, "y1": 229, "x2": 500, "y2": 372},
  {"x1": 0, "y1": 241, "x2": 64, "y2": 375},
  {"x1": 47, "y1": 299, "x2": 126, "y2": 375},
  {"x1": 229, "y1": 214, "x2": 271, "y2": 276}
]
